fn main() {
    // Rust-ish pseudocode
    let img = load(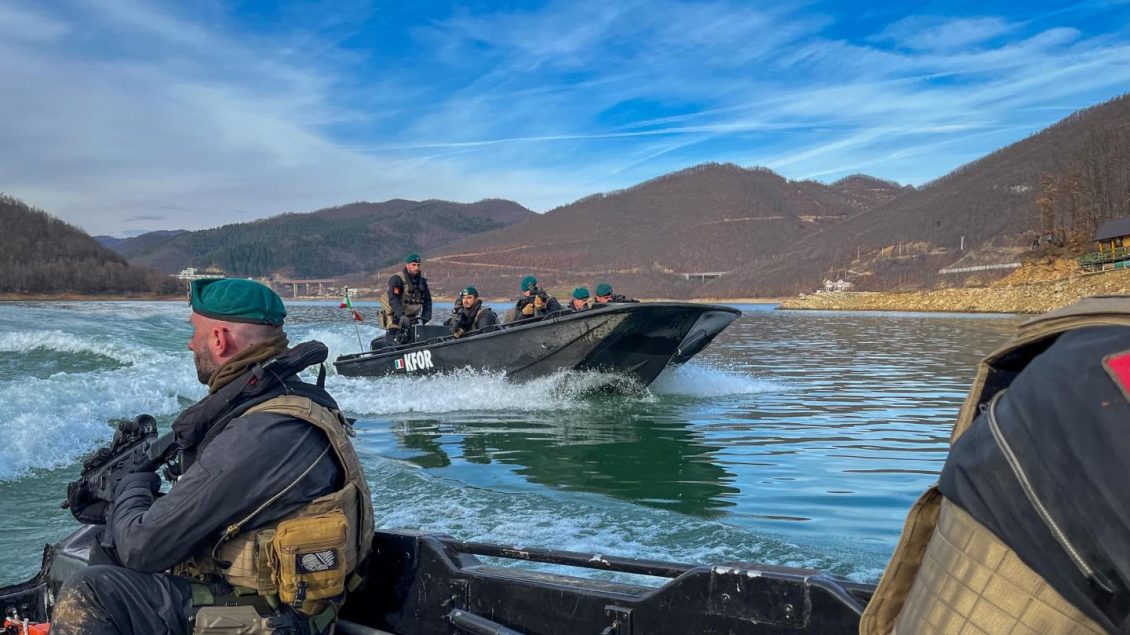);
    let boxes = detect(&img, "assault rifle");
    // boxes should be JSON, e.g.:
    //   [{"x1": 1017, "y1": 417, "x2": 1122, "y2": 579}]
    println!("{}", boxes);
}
[{"x1": 62, "y1": 414, "x2": 177, "y2": 525}]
